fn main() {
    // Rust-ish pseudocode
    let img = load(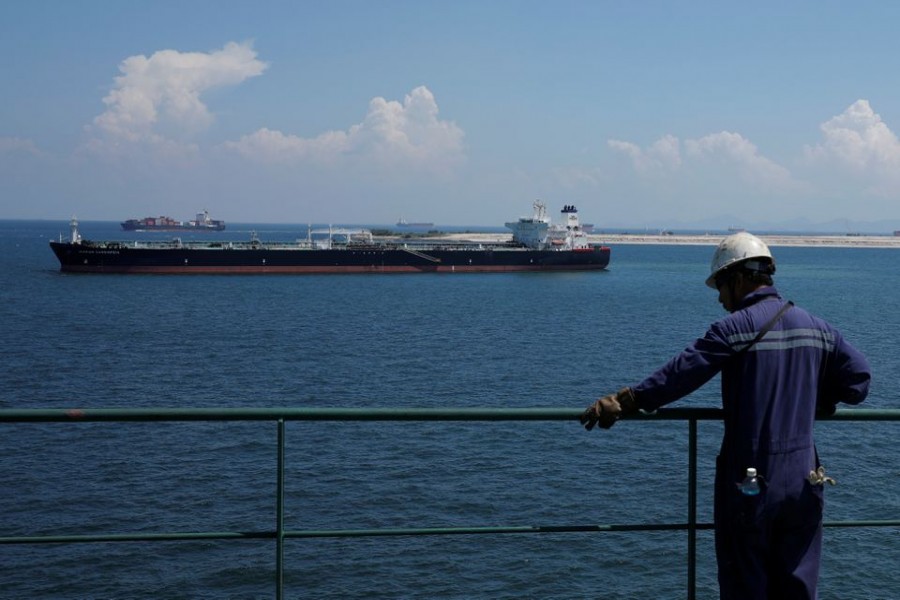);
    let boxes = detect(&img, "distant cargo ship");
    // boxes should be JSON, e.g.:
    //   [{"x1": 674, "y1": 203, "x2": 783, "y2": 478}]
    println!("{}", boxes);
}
[
  {"x1": 396, "y1": 217, "x2": 434, "y2": 227},
  {"x1": 121, "y1": 210, "x2": 225, "y2": 231},
  {"x1": 51, "y1": 202, "x2": 609, "y2": 274}
]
